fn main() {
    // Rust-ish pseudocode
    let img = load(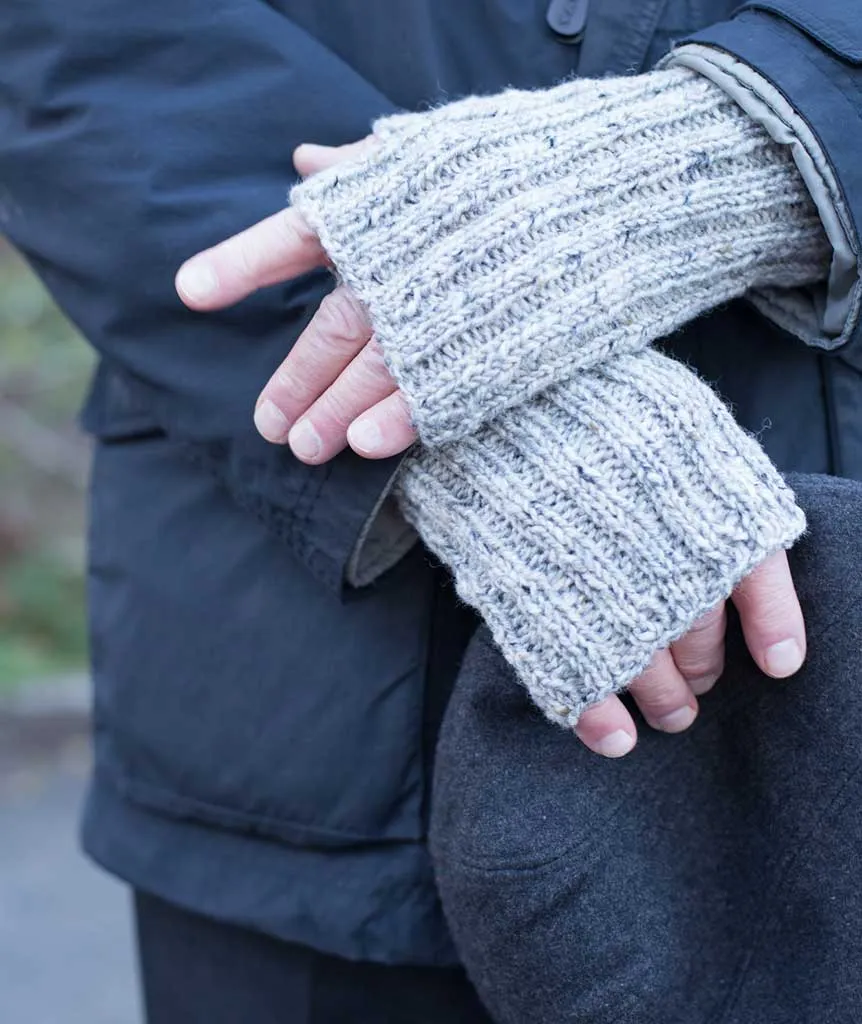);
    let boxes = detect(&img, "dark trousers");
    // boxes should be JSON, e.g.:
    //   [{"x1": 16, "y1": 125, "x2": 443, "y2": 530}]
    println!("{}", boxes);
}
[{"x1": 135, "y1": 891, "x2": 492, "y2": 1024}]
